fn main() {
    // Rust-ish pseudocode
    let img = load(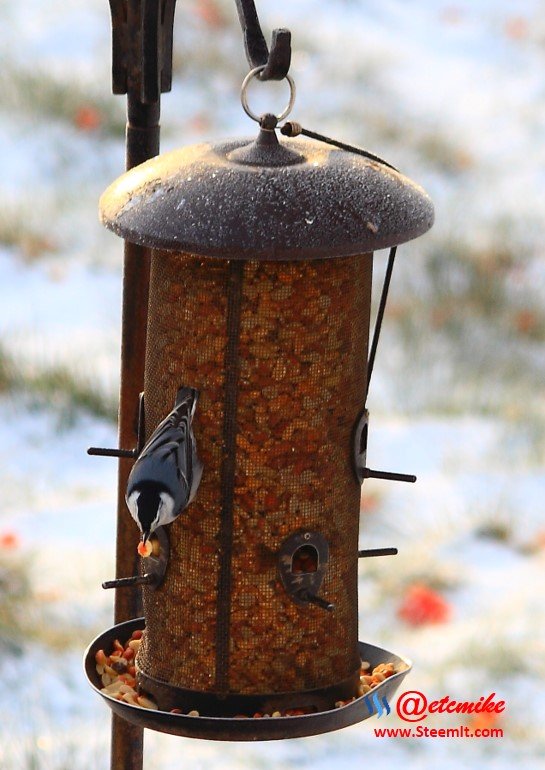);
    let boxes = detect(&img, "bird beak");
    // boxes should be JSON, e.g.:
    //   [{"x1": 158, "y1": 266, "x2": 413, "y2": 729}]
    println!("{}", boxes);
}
[{"x1": 142, "y1": 530, "x2": 150, "y2": 545}]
